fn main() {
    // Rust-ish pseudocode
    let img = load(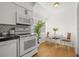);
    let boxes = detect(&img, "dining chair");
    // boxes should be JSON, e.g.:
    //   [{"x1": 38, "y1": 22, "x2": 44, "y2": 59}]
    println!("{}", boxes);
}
[
  {"x1": 61, "y1": 33, "x2": 72, "y2": 47},
  {"x1": 46, "y1": 32, "x2": 49, "y2": 38}
]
